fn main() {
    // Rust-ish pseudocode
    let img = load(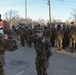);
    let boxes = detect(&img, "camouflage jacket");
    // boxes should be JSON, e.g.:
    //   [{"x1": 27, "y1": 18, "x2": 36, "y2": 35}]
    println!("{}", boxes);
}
[
  {"x1": 69, "y1": 29, "x2": 76, "y2": 39},
  {"x1": 35, "y1": 37, "x2": 52, "y2": 59},
  {"x1": 43, "y1": 29, "x2": 51, "y2": 39},
  {"x1": 56, "y1": 29, "x2": 64, "y2": 39},
  {"x1": 0, "y1": 35, "x2": 18, "y2": 52}
]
